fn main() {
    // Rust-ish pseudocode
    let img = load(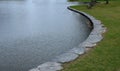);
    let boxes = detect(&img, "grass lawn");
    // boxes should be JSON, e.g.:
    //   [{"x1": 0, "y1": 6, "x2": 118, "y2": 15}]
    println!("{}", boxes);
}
[{"x1": 62, "y1": 1, "x2": 120, "y2": 71}]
